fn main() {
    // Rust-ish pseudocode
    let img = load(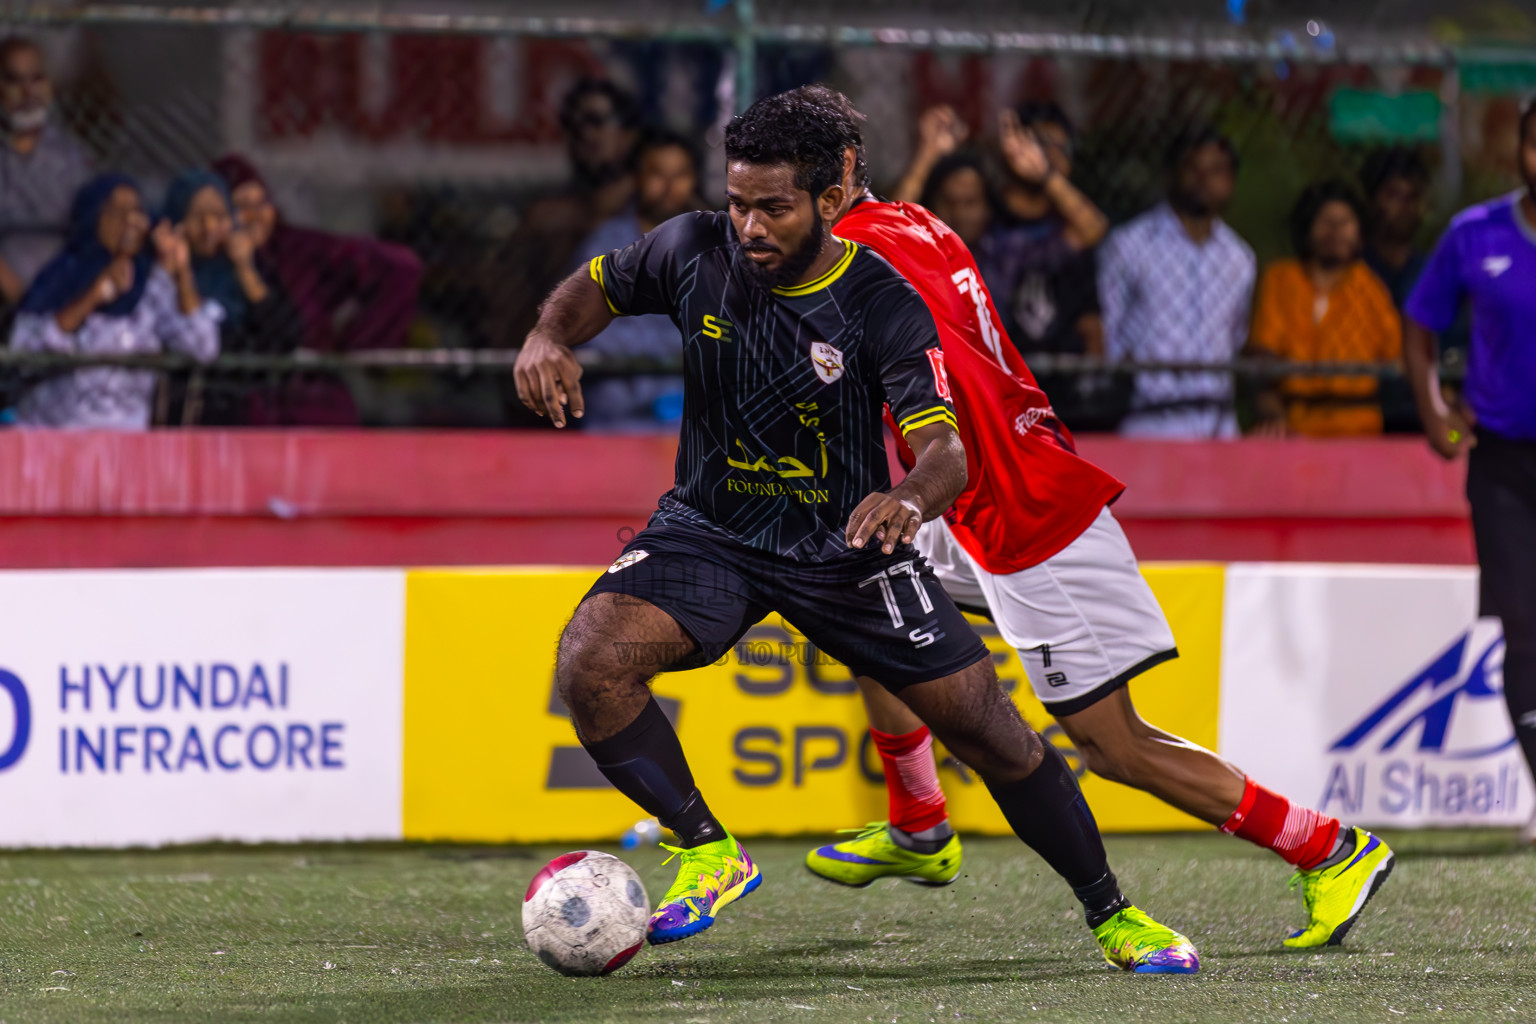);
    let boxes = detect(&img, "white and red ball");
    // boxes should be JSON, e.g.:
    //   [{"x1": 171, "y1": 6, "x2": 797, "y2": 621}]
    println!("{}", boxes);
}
[{"x1": 521, "y1": 851, "x2": 649, "y2": 977}]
